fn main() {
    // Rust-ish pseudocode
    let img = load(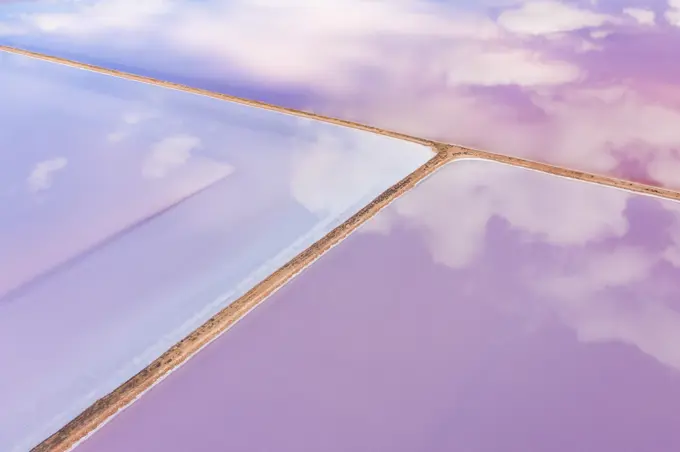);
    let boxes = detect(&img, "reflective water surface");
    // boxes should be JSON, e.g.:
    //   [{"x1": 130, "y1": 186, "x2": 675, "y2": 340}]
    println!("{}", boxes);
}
[
  {"x1": 77, "y1": 159, "x2": 680, "y2": 452},
  {"x1": 3, "y1": 1, "x2": 680, "y2": 187},
  {"x1": 0, "y1": 50, "x2": 432, "y2": 452}
]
